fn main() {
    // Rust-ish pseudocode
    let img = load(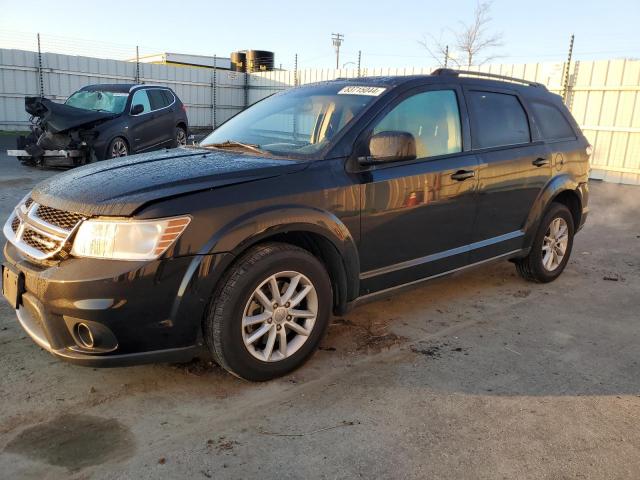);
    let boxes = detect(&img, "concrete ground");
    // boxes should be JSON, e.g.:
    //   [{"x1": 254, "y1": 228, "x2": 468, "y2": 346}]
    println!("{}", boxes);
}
[{"x1": 0, "y1": 134, "x2": 639, "y2": 479}]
